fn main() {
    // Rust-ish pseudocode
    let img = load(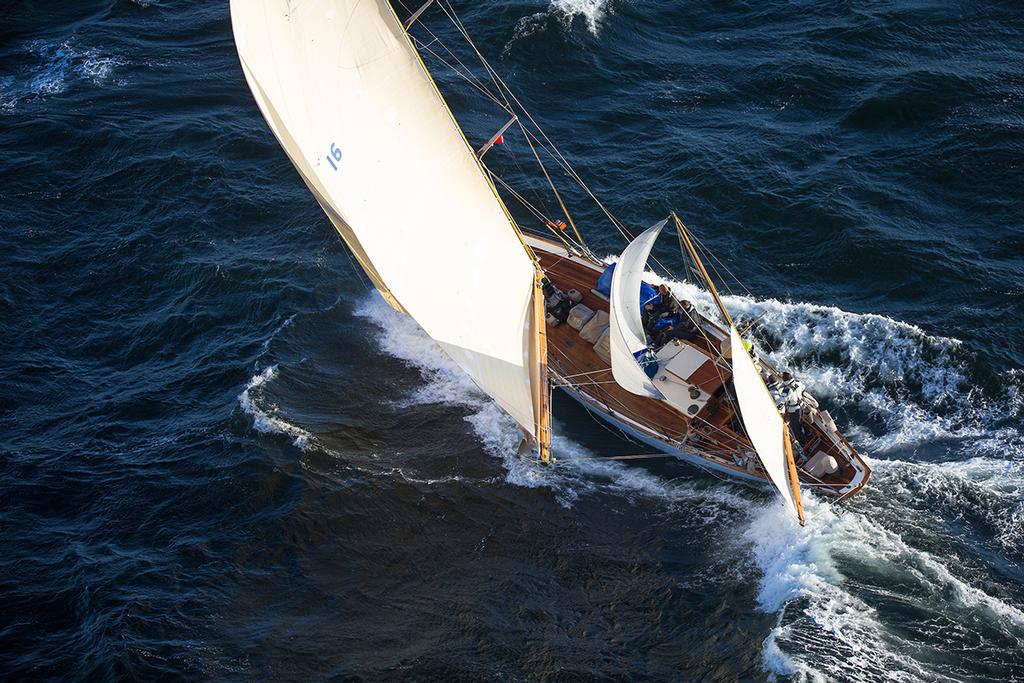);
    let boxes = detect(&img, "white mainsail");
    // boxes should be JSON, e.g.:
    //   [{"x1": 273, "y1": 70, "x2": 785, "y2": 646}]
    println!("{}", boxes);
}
[
  {"x1": 230, "y1": 0, "x2": 544, "y2": 437},
  {"x1": 609, "y1": 220, "x2": 667, "y2": 399},
  {"x1": 728, "y1": 327, "x2": 800, "y2": 519}
]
